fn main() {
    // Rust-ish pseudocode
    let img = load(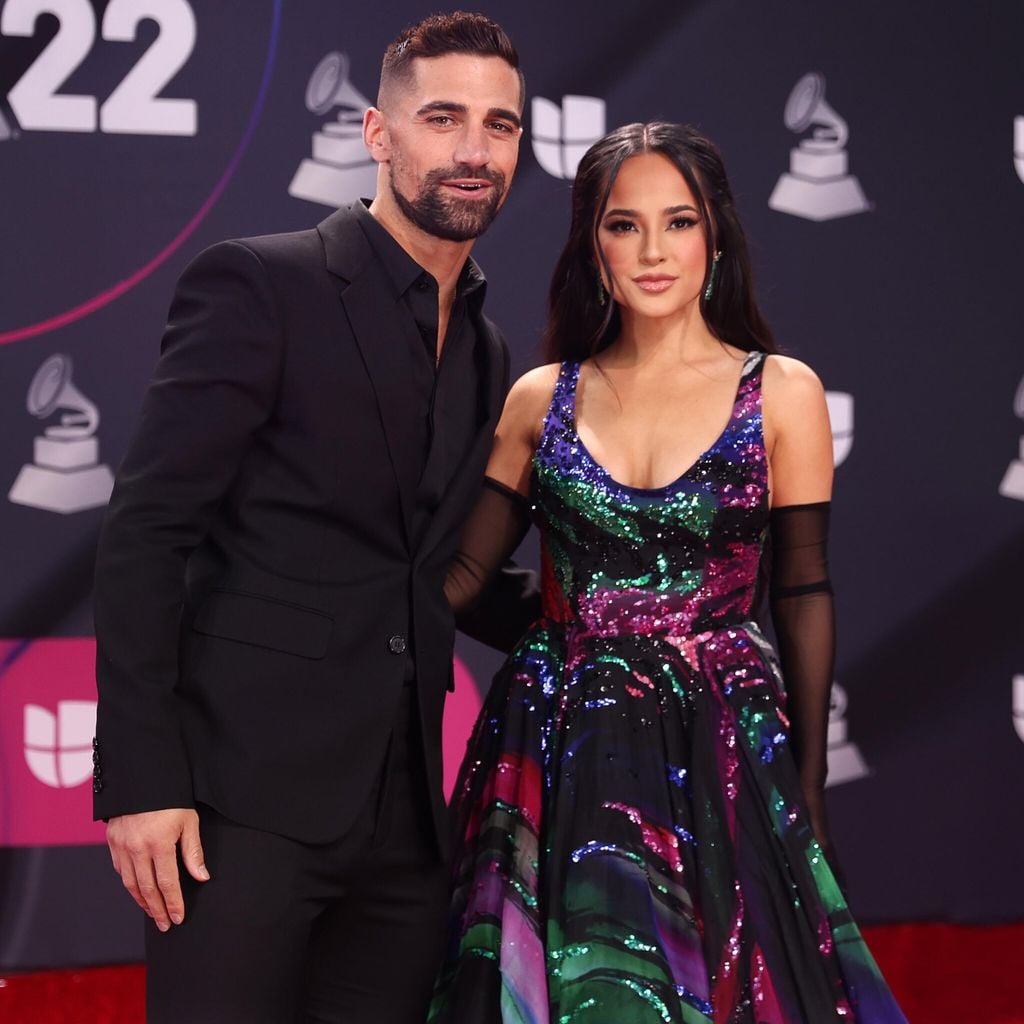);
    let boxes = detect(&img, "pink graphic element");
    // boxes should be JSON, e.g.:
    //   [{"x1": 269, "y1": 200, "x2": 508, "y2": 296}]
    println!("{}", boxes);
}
[
  {"x1": 0, "y1": 638, "x2": 106, "y2": 846},
  {"x1": 0, "y1": 640, "x2": 482, "y2": 842},
  {"x1": 0, "y1": 197, "x2": 228, "y2": 345},
  {"x1": 442, "y1": 655, "x2": 483, "y2": 802}
]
